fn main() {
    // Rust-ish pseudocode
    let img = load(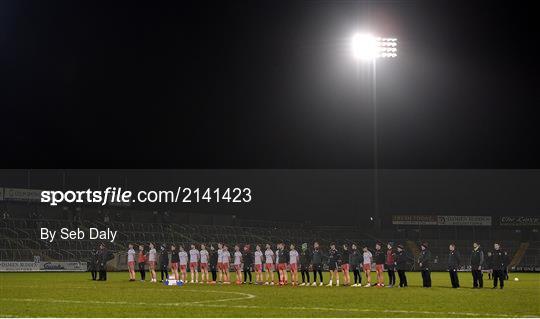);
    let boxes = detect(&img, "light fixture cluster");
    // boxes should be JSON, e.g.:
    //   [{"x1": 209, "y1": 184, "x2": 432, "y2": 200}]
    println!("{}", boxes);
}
[{"x1": 351, "y1": 34, "x2": 398, "y2": 60}]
